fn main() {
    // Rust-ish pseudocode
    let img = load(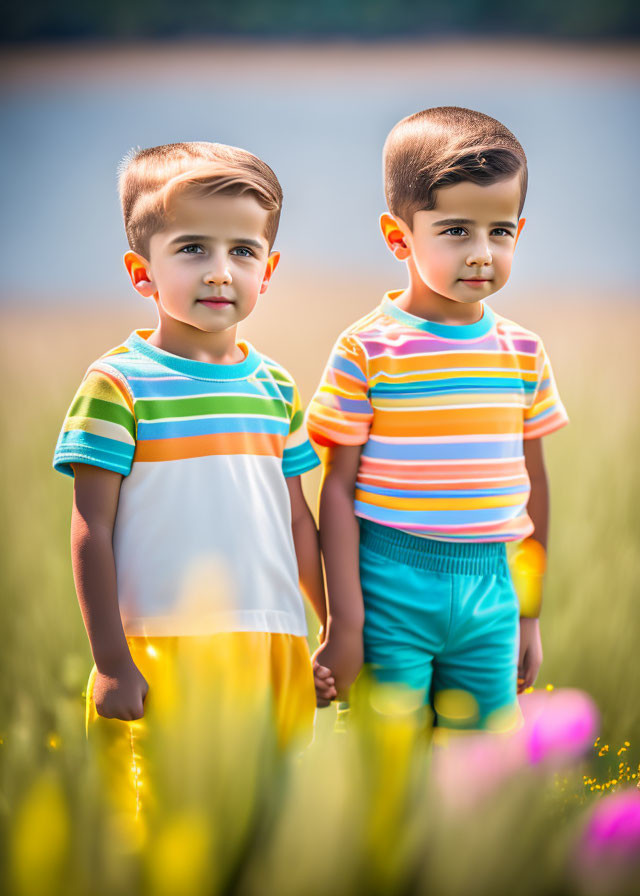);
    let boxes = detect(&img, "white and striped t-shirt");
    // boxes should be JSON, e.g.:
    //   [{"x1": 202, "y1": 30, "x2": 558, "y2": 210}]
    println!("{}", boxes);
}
[{"x1": 54, "y1": 330, "x2": 319, "y2": 637}]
